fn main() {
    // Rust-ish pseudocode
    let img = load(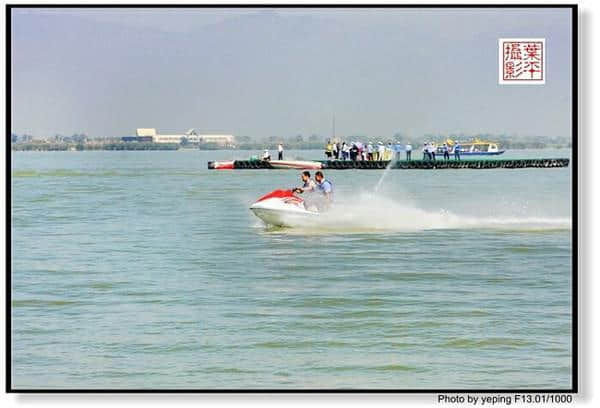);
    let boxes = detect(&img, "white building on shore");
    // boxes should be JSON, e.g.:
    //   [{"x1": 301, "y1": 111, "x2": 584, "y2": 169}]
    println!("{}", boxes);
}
[{"x1": 134, "y1": 128, "x2": 235, "y2": 146}]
